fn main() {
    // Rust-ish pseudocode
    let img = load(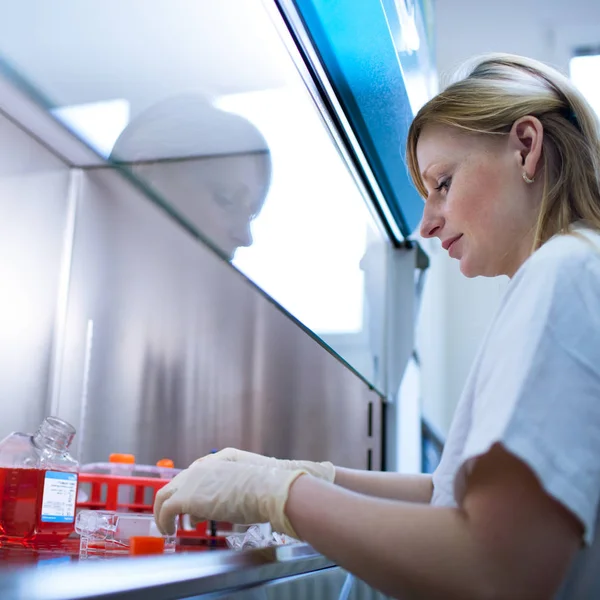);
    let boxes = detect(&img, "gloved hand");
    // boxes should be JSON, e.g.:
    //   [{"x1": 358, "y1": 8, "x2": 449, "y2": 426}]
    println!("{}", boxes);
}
[
  {"x1": 154, "y1": 460, "x2": 307, "y2": 538},
  {"x1": 193, "y1": 447, "x2": 335, "y2": 483}
]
